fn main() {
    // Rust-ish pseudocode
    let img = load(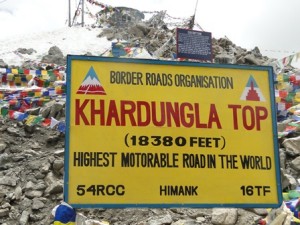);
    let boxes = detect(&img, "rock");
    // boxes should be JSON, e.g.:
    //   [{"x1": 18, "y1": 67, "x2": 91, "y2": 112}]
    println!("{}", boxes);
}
[
  {"x1": 48, "y1": 46, "x2": 64, "y2": 57},
  {"x1": 54, "y1": 149, "x2": 64, "y2": 157},
  {"x1": 32, "y1": 198, "x2": 45, "y2": 210},
  {"x1": 0, "y1": 208, "x2": 9, "y2": 217},
  {"x1": 249, "y1": 46, "x2": 263, "y2": 58},
  {"x1": 281, "y1": 169, "x2": 292, "y2": 190},
  {"x1": 0, "y1": 142, "x2": 7, "y2": 153},
  {"x1": 0, "y1": 59, "x2": 8, "y2": 67},
  {"x1": 279, "y1": 148, "x2": 287, "y2": 170},
  {"x1": 40, "y1": 162, "x2": 51, "y2": 174},
  {"x1": 0, "y1": 175, "x2": 18, "y2": 186},
  {"x1": 246, "y1": 208, "x2": 268, "y2": 216},
  {"x1": 282, "y1": 136, "x2": 300, "y2": 155},
  {"x1": 16, "y1": 48, "x2": 36, "y2": 55},
  {"x1": 44, "y1": 172, "x2": 63, "y2": 195},
  {"x1": 0, "y1": 153, "x2": 11, "y2": 170},
  {"x1": 172, "y1": 219, "x2": 198, "y2": 225},
  {"x1": 19, "y1": 210, "x2": 30, "y2": 225},
  {"x1": 19, "y1": 198, "x2": 33, "y2": 211},
  {"x1": 290, "y1": 170, "x2": 300, "y2": 185},
  {"x1": 215, "y1": 53, "x2": 236, "y2": 64},
  {"x1": 243, "y1": 54, "x2": 261, "y2": 65},
  {"x1": 53, "y1": 159, "x2": 64, "y2": 174},
  {"x1": 148, "y1": 214, "x2": 173, "y2": 225},
  {"x1": 14, "y1": 186, "x2": 23, "y2": 200},
  {"x1": 6, "y1": 127, "x2": 20, "y2": 136},
  {"x1": 24, "y1": 190, "x2": 43, "y2": 199},
  {"x1": 41, "y1": 46, "x2": 66, "y2": 65},
  {"x1": 211, "y1": 208, "x2": 238, "y2": 225},
  {"x1": 40, "y1": 99, "x2": 65, "y2": 119},
  {"x1": 236, "y1": 209, "x2": 262, "y2": 225},
  {"x1": 25, "y1": 107, "x2": 41, "y2": 116},
  {"x1": 290, "y1": 156, "x2": 300, "y2": 170}
]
